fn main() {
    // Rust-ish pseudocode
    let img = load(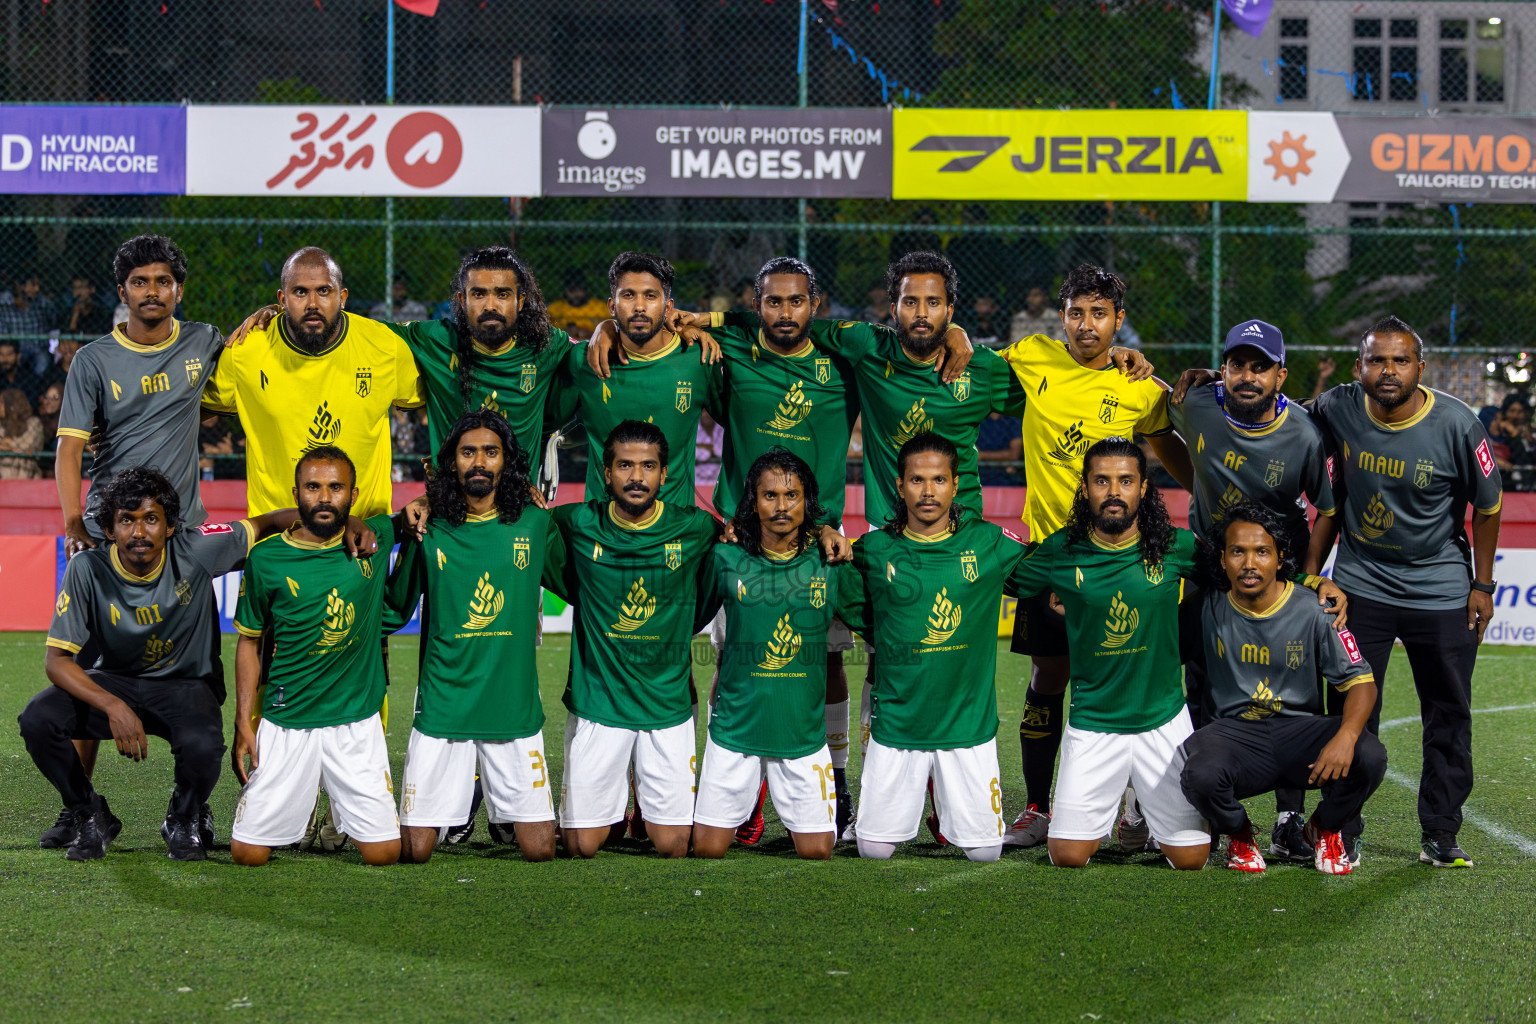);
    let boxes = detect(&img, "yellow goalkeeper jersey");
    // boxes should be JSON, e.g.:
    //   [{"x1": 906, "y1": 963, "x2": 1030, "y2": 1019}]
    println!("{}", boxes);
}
[{"x1": 202, "y1": 311, "x2": 424, "y2": 518}]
